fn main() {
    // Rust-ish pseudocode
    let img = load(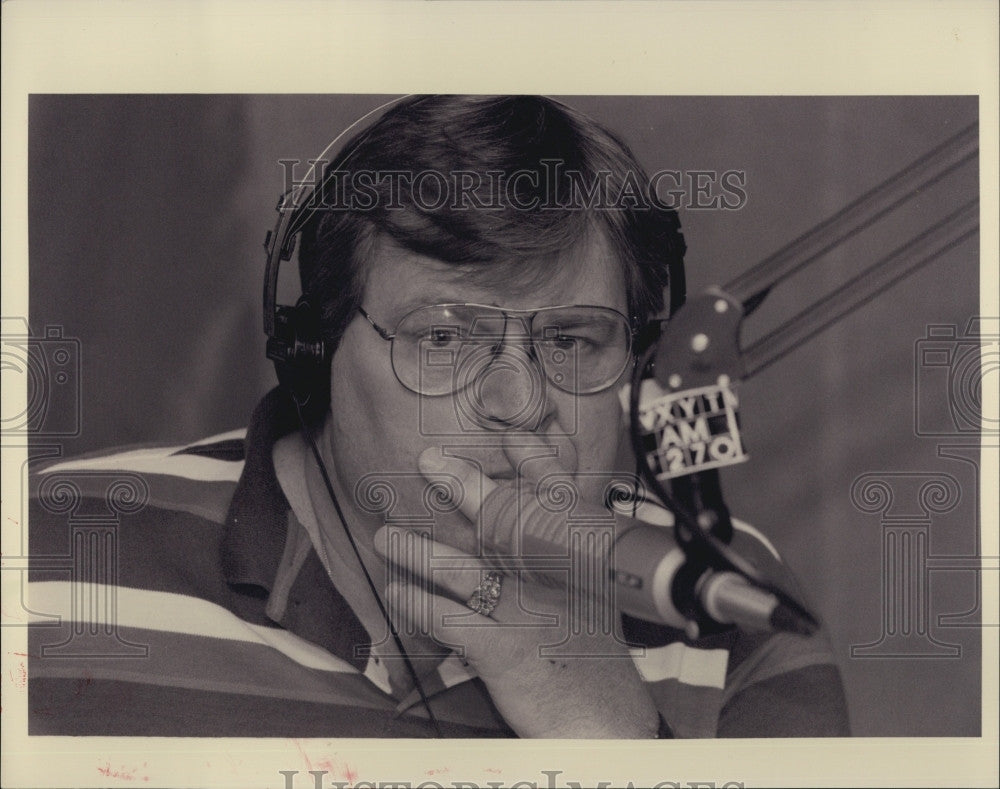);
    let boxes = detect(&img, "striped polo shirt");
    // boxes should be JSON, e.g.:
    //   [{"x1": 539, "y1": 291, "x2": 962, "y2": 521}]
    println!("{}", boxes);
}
[{"x1": 27, "y1": 388, "x2": 849, "y2": 737}]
